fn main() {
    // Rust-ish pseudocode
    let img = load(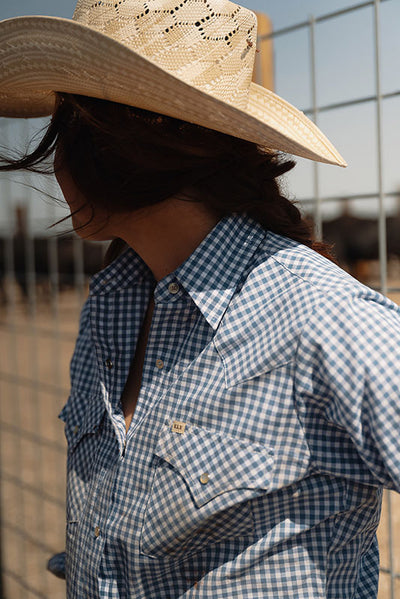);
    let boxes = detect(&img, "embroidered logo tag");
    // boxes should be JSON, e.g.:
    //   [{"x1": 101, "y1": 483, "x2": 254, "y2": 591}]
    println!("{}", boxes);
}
[{"x1": 171, "y1": 421, "x2": 186, "y2": 434}]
